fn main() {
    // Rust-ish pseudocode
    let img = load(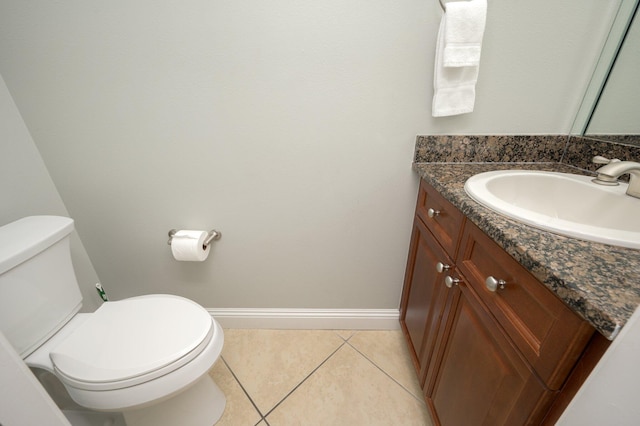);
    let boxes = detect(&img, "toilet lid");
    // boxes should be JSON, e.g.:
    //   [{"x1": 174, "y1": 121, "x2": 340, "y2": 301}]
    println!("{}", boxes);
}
[{"x1": 50, "y1": 295, "x2": 213, "y2": 390}]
